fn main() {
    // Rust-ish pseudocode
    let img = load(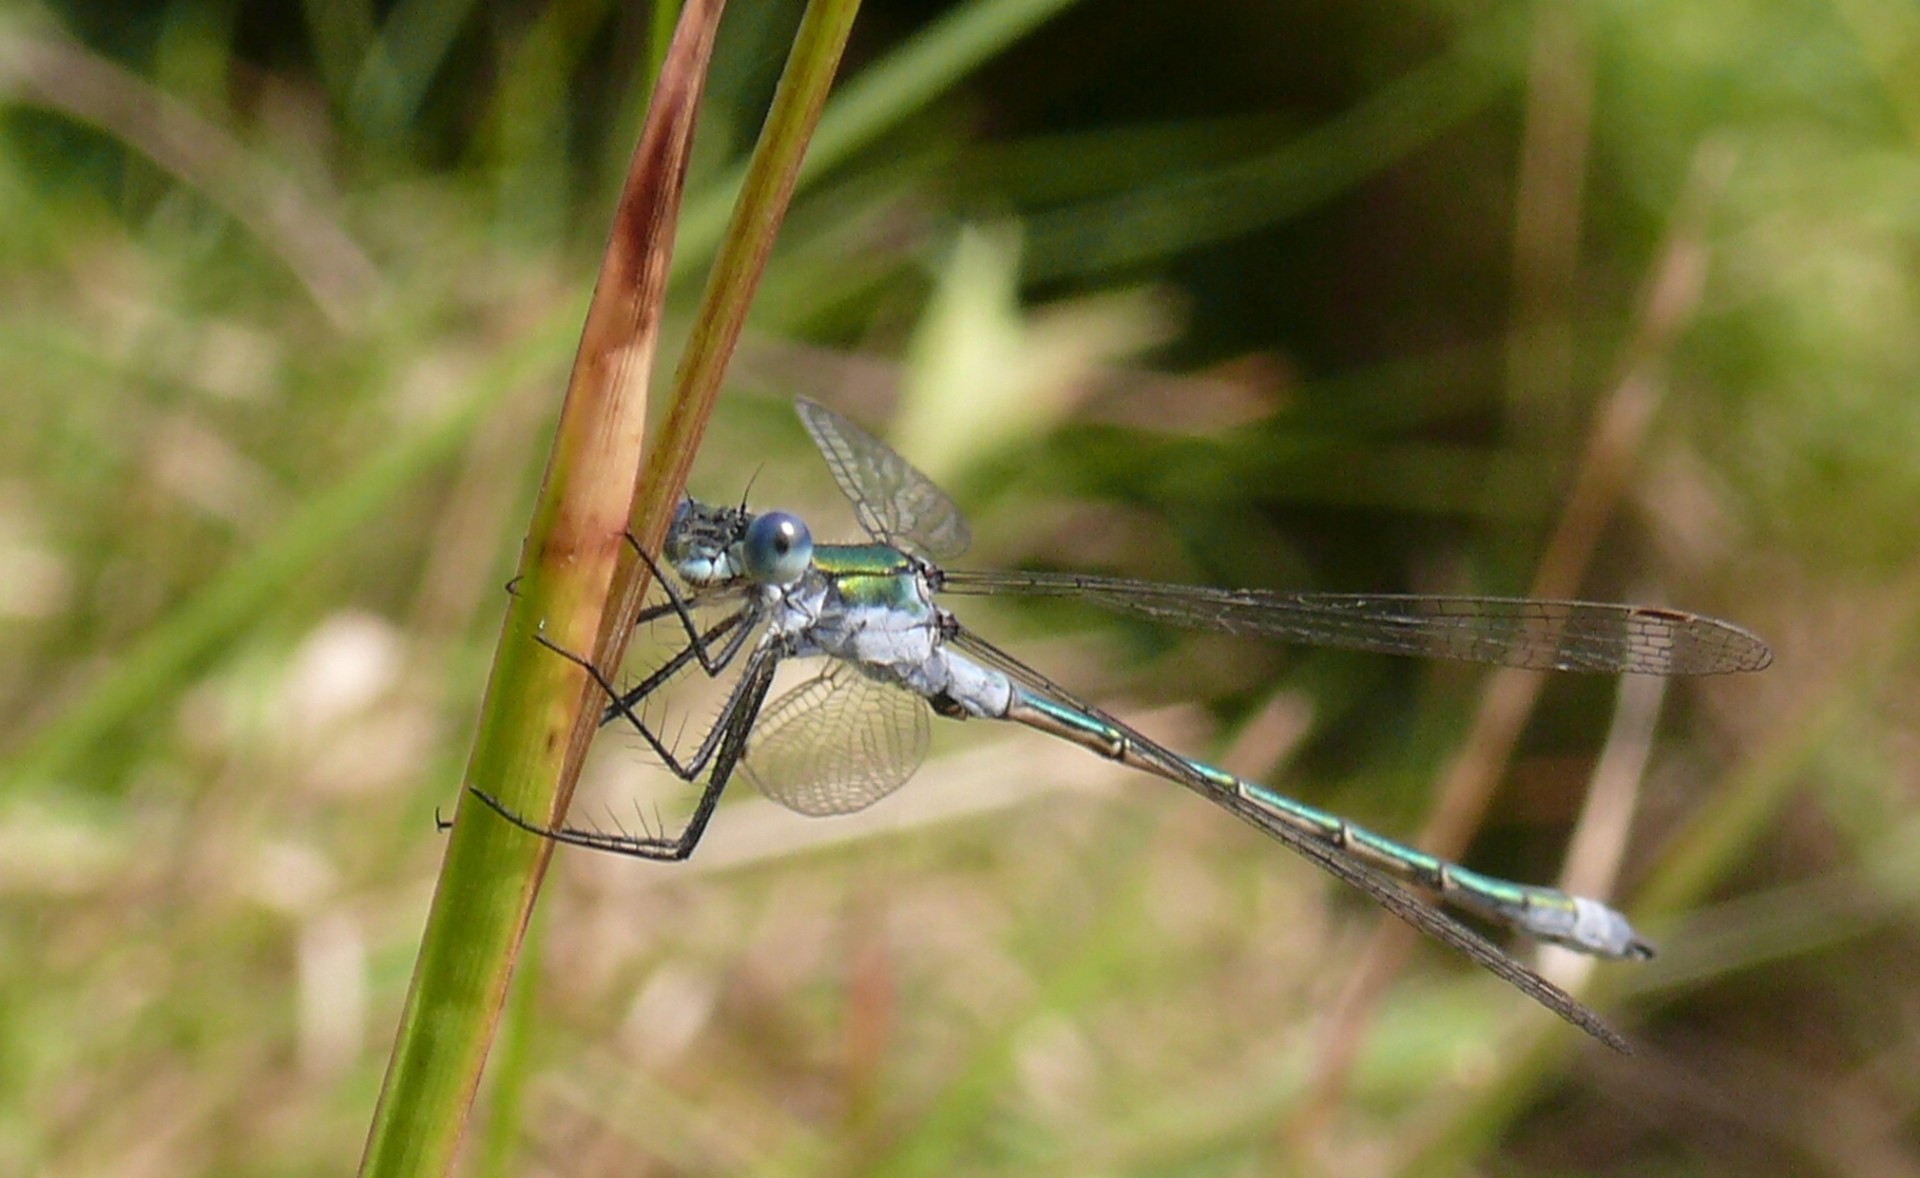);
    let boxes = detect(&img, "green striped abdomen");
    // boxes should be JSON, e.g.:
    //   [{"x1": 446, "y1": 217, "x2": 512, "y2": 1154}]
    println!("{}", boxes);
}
[{"x1": 1004, "y1": 687, "x2": 1649, "y2": 959}]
